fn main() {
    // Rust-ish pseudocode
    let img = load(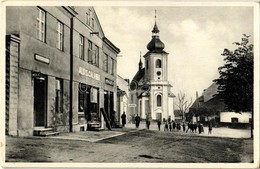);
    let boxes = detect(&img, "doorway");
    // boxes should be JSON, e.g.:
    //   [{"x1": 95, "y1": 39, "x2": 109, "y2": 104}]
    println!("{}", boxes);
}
[{"x1": 34, "y1": 75, "x2": 47, "y2": 127}]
